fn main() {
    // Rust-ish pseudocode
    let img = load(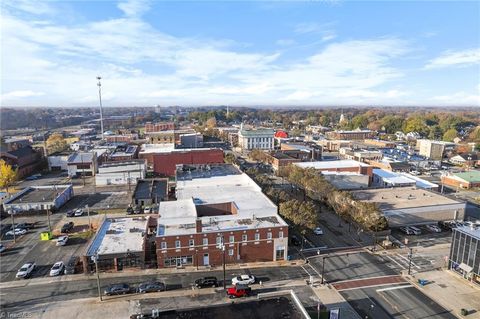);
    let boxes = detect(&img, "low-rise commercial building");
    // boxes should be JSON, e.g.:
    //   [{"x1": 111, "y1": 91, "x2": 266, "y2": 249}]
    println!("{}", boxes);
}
[
  {"x1": 449, "y1": 226, "x2": 480, "y2": 286},
  {"x1": 327, "y1": 129, "x2": 376, "y2": 140},
  {"x1": 317, "y1": 140, "x2": 351, "y2": 152},
  {"x1": 0, "y1": 145, "x2": 42, "y2": 178},
  {"x1": 84, "y1": 217, "x2": 151, "y2": 272},
  {"x1": 145, "y1": 122, "x2": 175, "y2": 132},
  {"x1": 449, "y1": 153, "x2": 479, "y2": 168},
  {"x1": 373, "y1": 169, "x2": 438, "y2": 190},
  {"x1": 3, "y1": 185, "x2": 73, "y2": 213},
  {"x1": 139, "y1": 144, "x2": 224, "y2": 176},
  {"x1": 108, "y1": 145, "x2": 139, "y2": 162},
  {"x1": 339, "y1": 148, "x2": 383, "y2": 163},
  {"x1": 351, "y1": 188, "x2": 466, "y2": 227},
  {"x1": 48, "y1": 151, "x2": 71, "y2": 171},
  {"x1": 156, "y1": 164, "x2": 289, "y2": 268},
  {"x1": 95, "y1": 159, "x2": 146, "y2": 186},
  {"x1": 133, "y1": 179, "x2": 169, "y2": 206},
  {"x1": 179, "y1": 133, "x2": 203, "y2": 148},
  {"x1": 441, "y1": 171, "x2": 480, "y2": 189},
  {"x1": 294, "y1": 160, "x2": 373, "y2": 177},
  {"x1": 105, "y1": 133, "x2": 138, "y2": 143},
  {"x1": 322, "y1": 172, "x2": 370, "y2": 190},
  {"x1": 67, "y1": 152, "x2": 98, "y2": 177}
]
